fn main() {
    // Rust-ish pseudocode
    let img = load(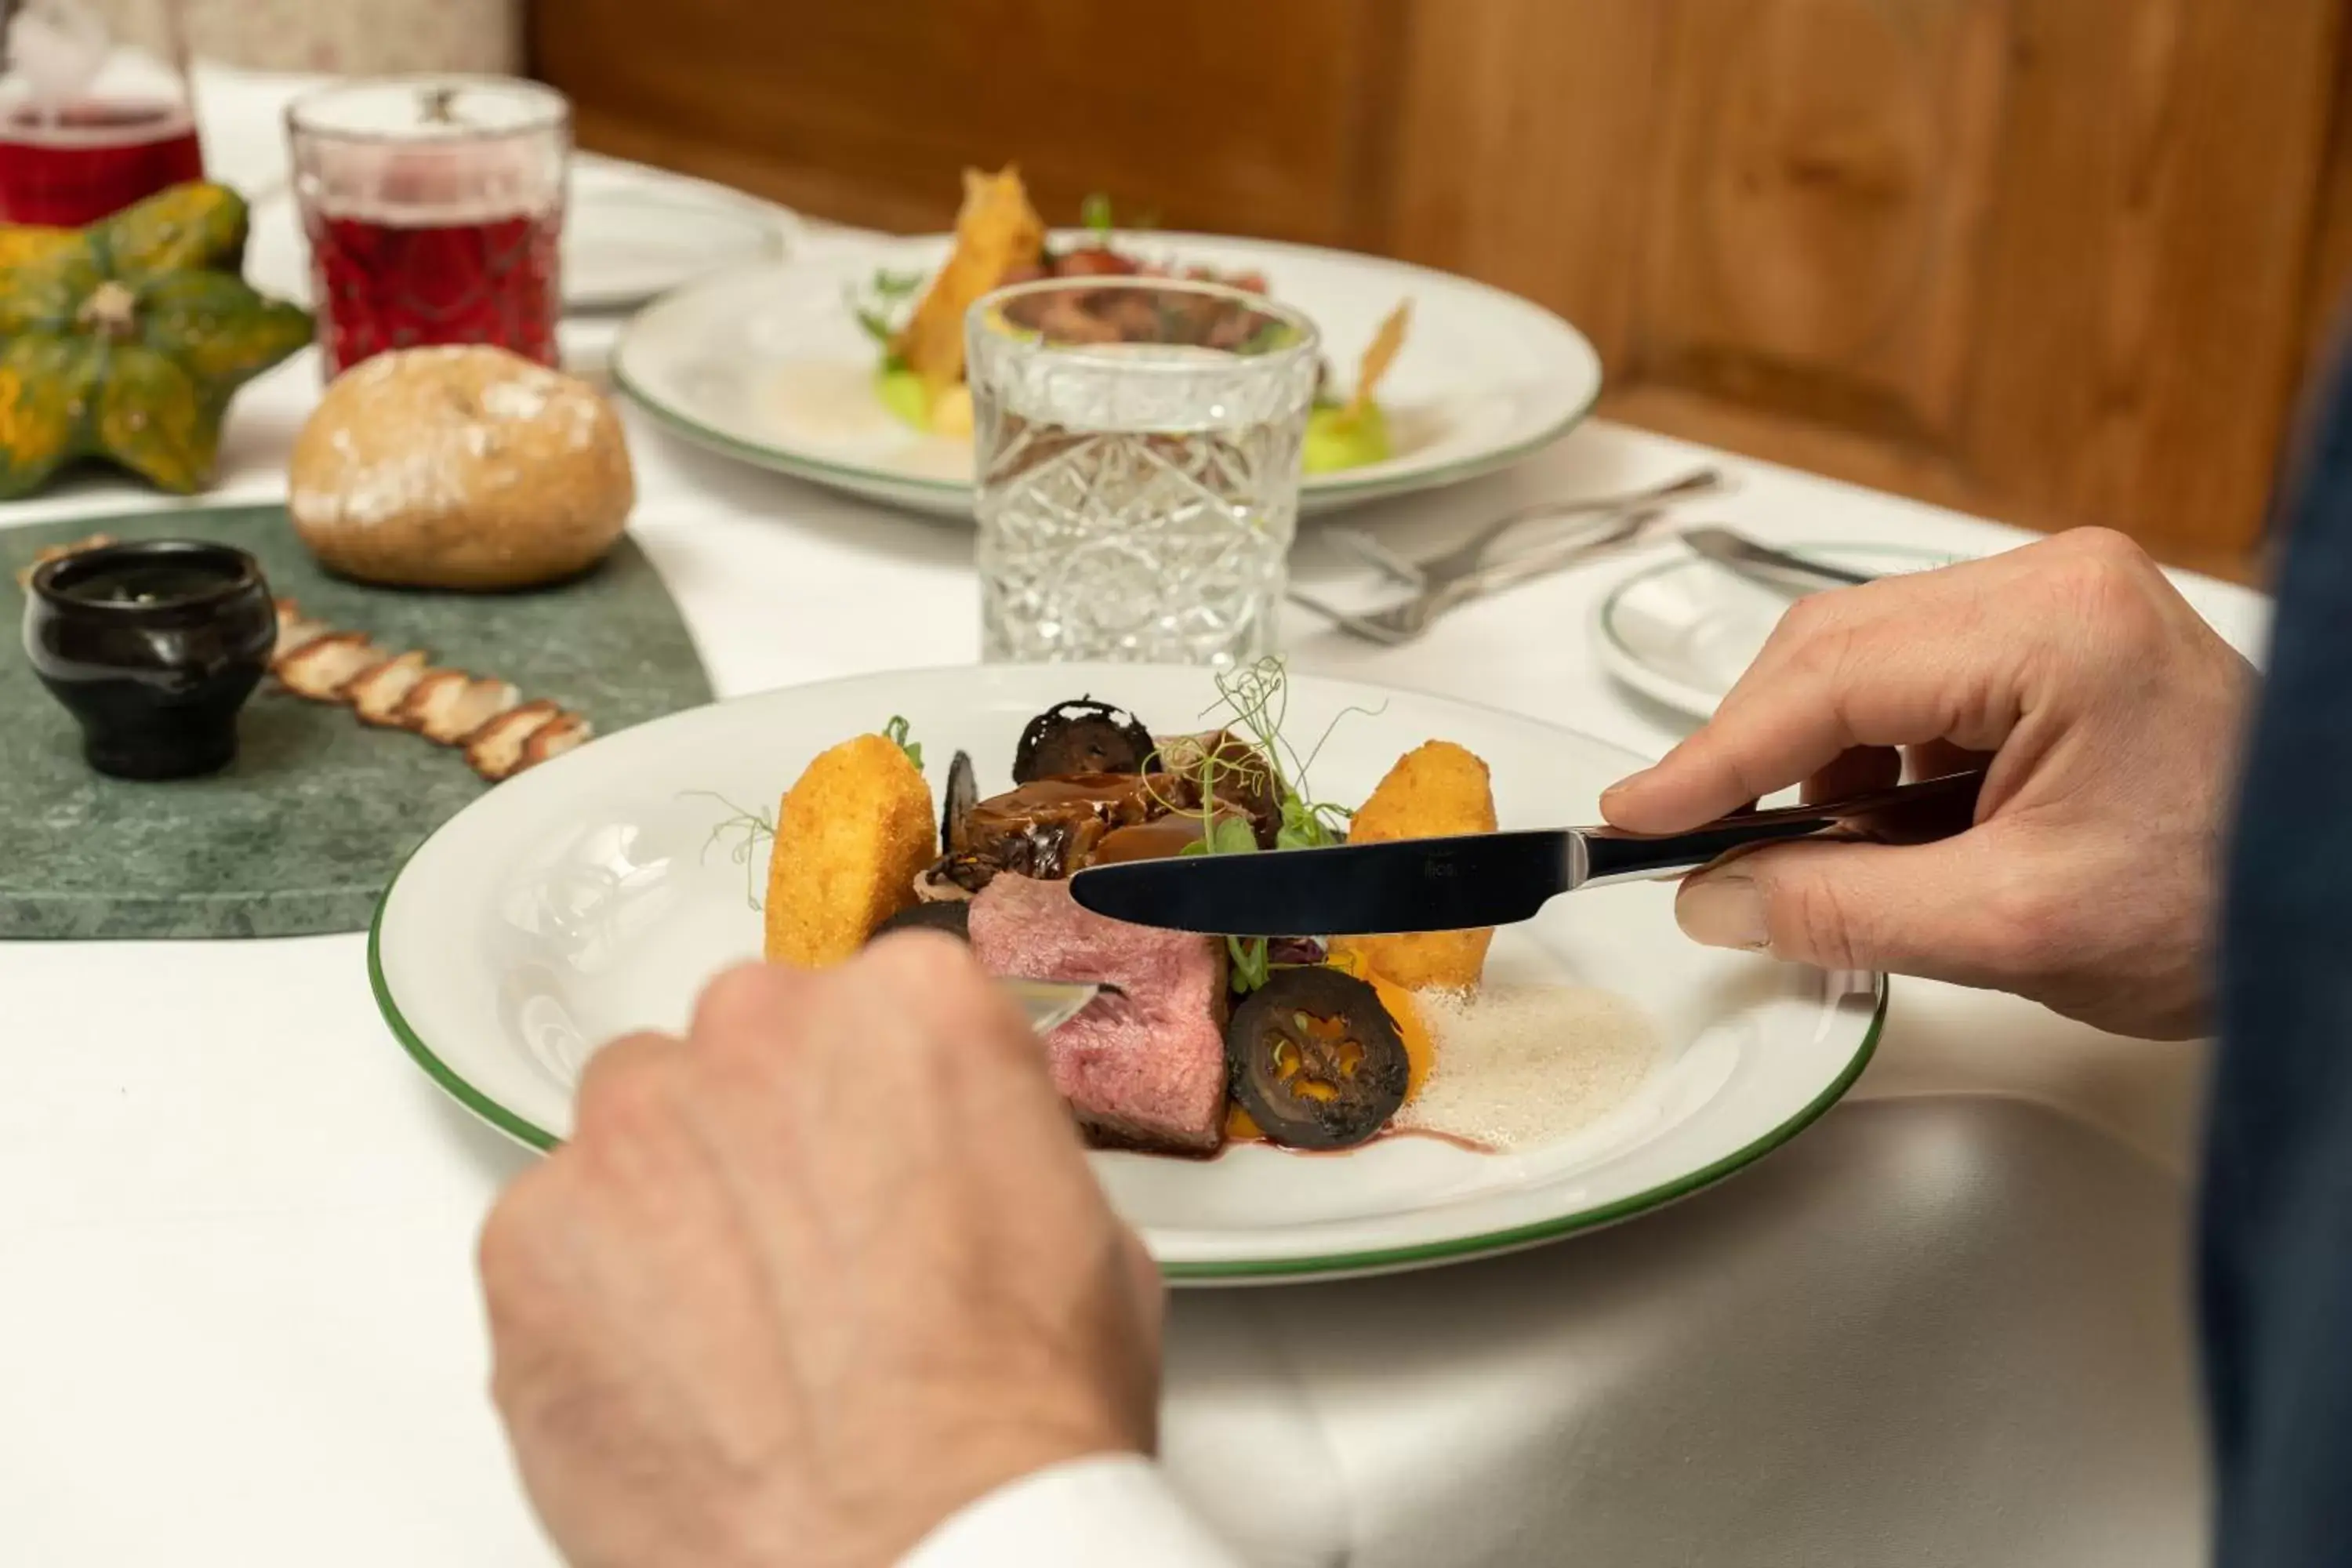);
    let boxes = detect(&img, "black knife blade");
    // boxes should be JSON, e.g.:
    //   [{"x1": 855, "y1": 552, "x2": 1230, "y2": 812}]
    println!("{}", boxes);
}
[
  {"x1": 1070, "y1": 830, "x2": 1580, "y2": 938},
  {"x1": 1065, "y1": 770, "x2": 1984, "y2": 938}
]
